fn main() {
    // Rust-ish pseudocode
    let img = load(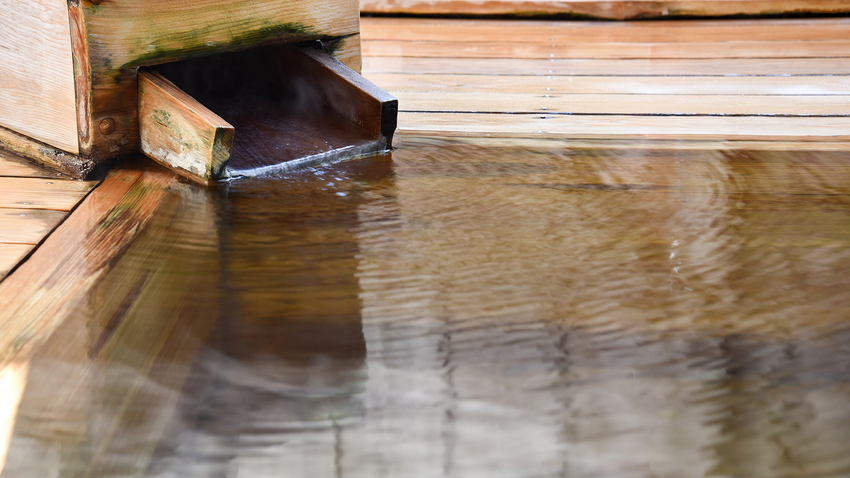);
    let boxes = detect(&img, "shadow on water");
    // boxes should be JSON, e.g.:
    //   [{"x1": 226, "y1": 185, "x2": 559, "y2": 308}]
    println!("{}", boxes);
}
[{"x1": 3, "y1": 140, "x2": 850, "y2": 477}]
